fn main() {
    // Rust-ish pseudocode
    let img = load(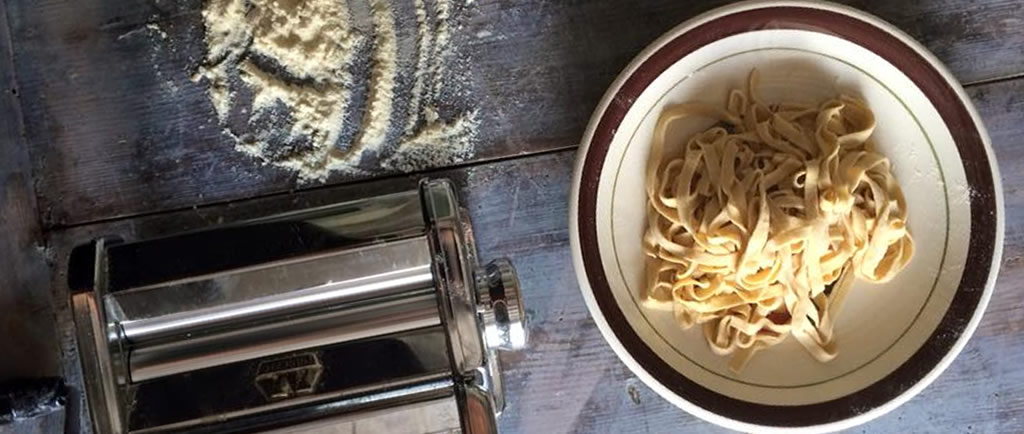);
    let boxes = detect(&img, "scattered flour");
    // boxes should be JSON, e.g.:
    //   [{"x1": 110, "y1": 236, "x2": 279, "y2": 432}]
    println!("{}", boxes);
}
[
  {"x1": 117, "y1": 22, "x2": 168, "y2": 41},
  {"x1": 346, "y1": 0, "x2": 399, "y2": 167},
  {"x1": 117, "y1": 22, "x2": 178, "y2": 93},
  {"x1": 430, "y1": 0, "x2": 453, "y2": 97},
  {"x1": 384, "y1": 109, "x2": 479, "y2": 172},
  {"x1": 193, "y1": 0, "x2": 478, "y2": 181},
  {"x1": 405, "y1": 0, "x2": 433, "y2": 137},
  {"x1": 146, "y1": 23, "x2": 168, "y2": 40}
]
